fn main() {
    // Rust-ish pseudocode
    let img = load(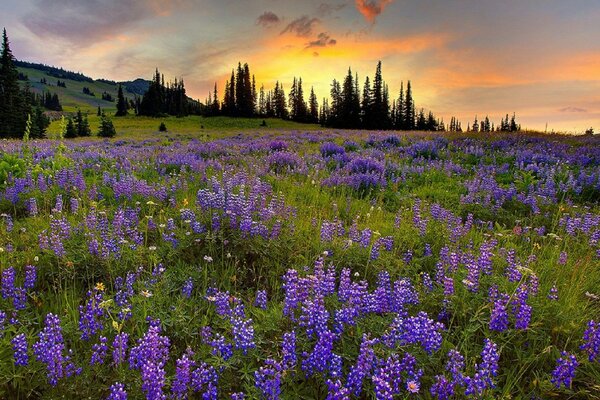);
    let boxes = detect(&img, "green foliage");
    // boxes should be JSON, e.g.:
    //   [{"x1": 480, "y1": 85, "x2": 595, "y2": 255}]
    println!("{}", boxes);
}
[{"x1": 0, "y1": 153, "x2": 25, "y2": 185}]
